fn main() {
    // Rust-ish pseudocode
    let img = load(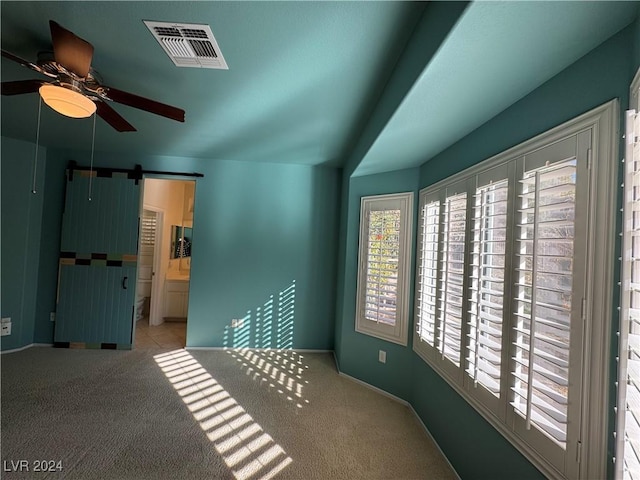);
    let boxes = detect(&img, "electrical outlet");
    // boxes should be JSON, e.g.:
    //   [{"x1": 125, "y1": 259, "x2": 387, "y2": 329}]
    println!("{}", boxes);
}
[
  {"x1": 50, "y1": 312, "x2": 56, "y2": 322},
  {"x1": 378, "y1": 350, "x2": 386, "y2": 364},
  {"x1": 231, "y1": 319, "x2": 244, "y2": 328},
  {"x1": 1, "y1": 317, "x2": 11, "y2": 336}
]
